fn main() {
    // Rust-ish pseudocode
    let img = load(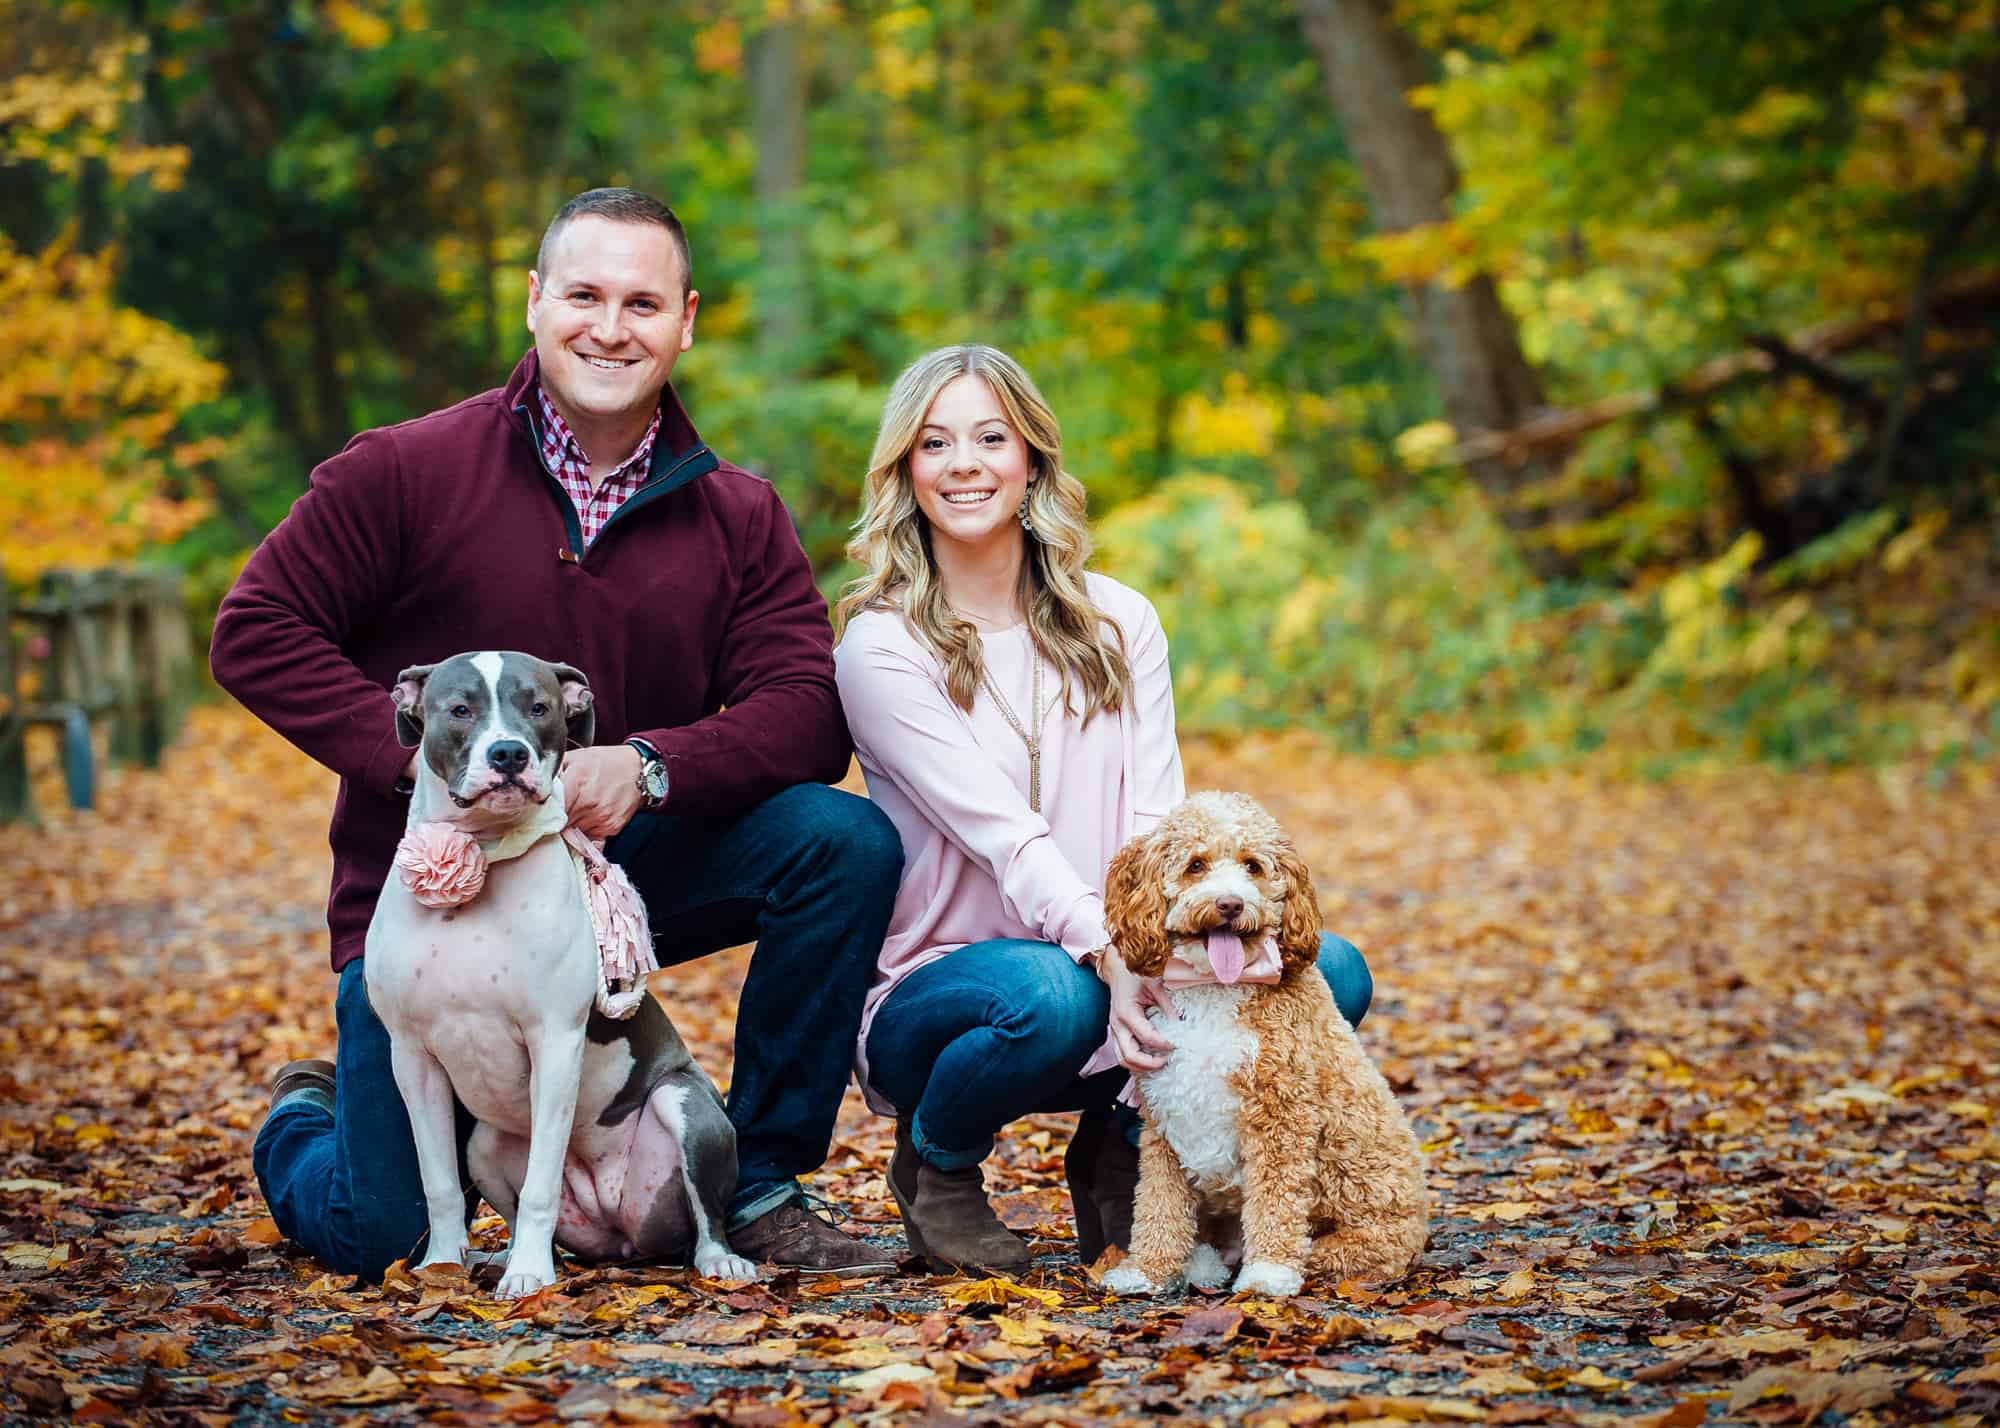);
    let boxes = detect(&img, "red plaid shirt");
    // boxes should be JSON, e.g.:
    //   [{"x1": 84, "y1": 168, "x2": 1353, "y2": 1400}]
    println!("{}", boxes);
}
[{"x1": 535, "y1": 385, "x2": 661, "y2": 547}]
